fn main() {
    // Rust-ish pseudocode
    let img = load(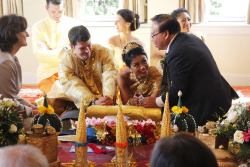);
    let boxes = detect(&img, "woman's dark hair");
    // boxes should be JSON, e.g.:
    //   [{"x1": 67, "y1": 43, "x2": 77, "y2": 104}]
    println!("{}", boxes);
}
[
  {"x1": 117, "y1": 9, "x2": 140, "y2": 31},
  {"x1": 122, "y1": 42, "x2": 147, "y2": 68},
  {"x1": 171, "y1": 8, "x2": 190, "y2": 20},
  {"x1": 0, "y1": 14, "x2": 27, "y2": 52},
  {"x1": 150, "y1": 133, "x2": 218, "y2": 167},
  {"x1": 68, "y1": 25, "x2": 91, "y2": 46}
]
